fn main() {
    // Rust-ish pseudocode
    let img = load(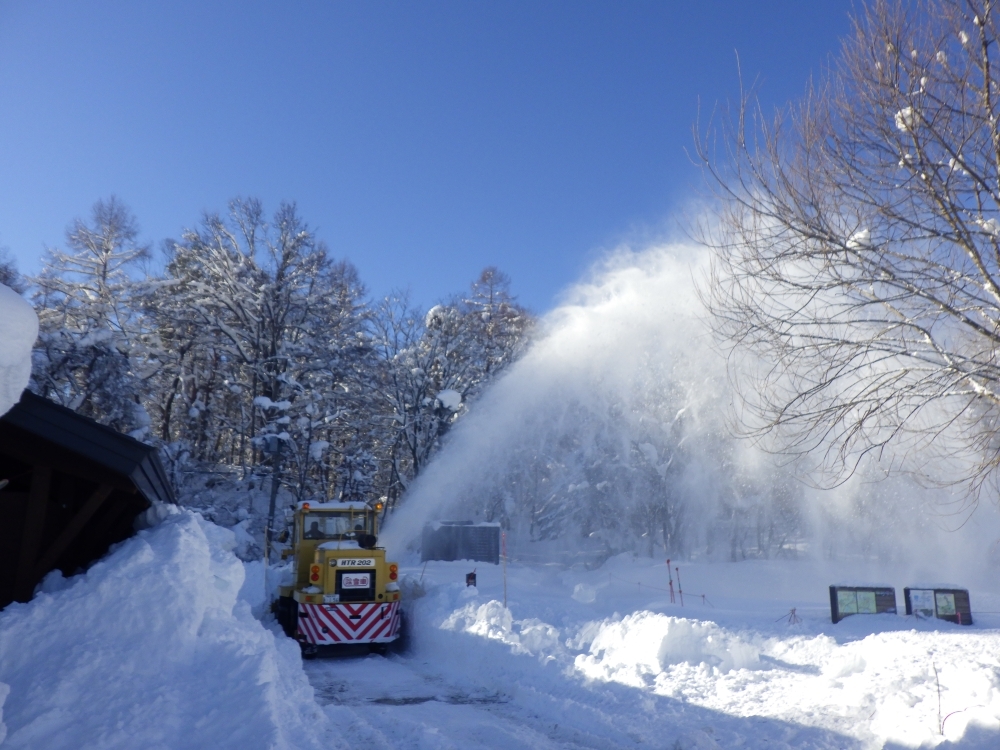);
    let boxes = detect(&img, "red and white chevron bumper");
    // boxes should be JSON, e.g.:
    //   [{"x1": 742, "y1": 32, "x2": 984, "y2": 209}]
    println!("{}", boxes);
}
[{"x1": 297, "y1": 601, "x2": 401, "y2": 645}]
